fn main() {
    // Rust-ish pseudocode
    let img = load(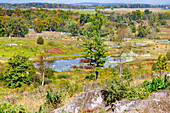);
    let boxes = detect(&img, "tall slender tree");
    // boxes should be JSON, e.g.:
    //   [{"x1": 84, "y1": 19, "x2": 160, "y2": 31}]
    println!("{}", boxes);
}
[{"x1": 79, "y1": 12, "x2": 107, "y2": 81}]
